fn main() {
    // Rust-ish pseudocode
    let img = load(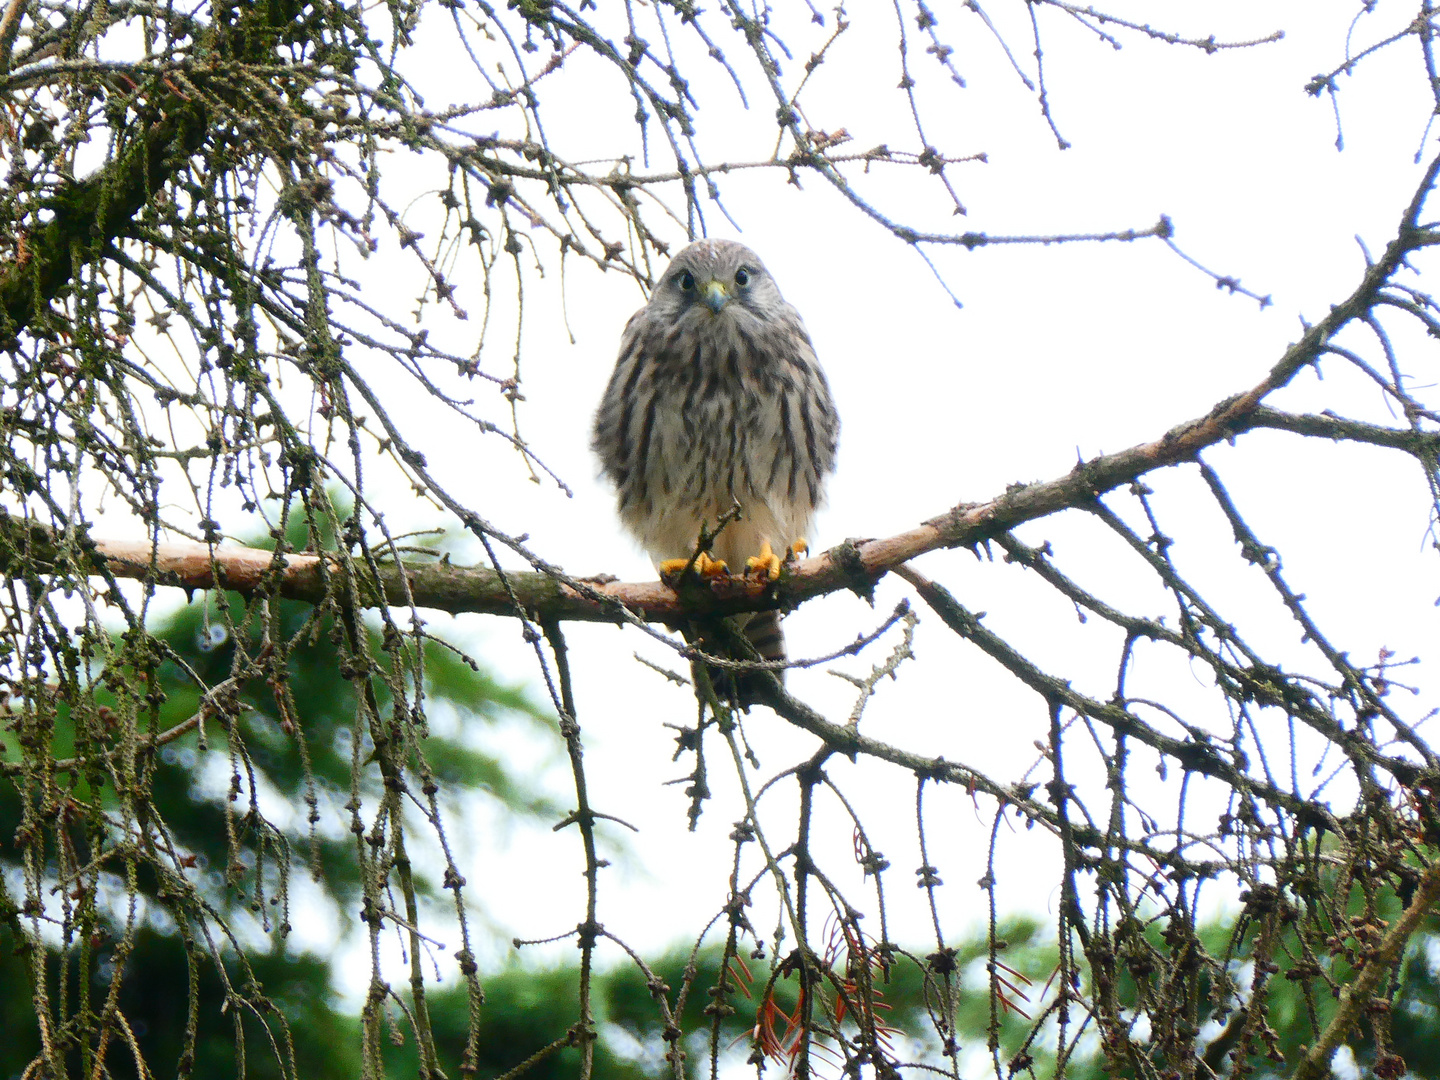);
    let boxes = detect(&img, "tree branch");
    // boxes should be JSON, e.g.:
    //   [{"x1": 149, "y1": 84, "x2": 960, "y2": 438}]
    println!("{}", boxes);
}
[
  {"x1": 11, "y1": 190, "x2": 1433, "y2": 631},
  {"x1": 4, "y1": 196, "x2": 1435, "y2": 628},
  {"x1": 1244, "y1": 405, "x2": 1440, "y2": 456}
]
